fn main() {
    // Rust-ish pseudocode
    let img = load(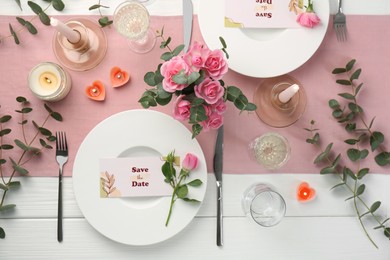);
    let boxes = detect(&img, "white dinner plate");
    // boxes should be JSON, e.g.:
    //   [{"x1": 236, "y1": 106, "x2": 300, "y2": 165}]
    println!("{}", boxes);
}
[
  {"x1": 198, "y1": 0, "x2": 330, "y2": 78},
  {"x1": 73, "y1": 110, "x2": 207, "y2": 245}
]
